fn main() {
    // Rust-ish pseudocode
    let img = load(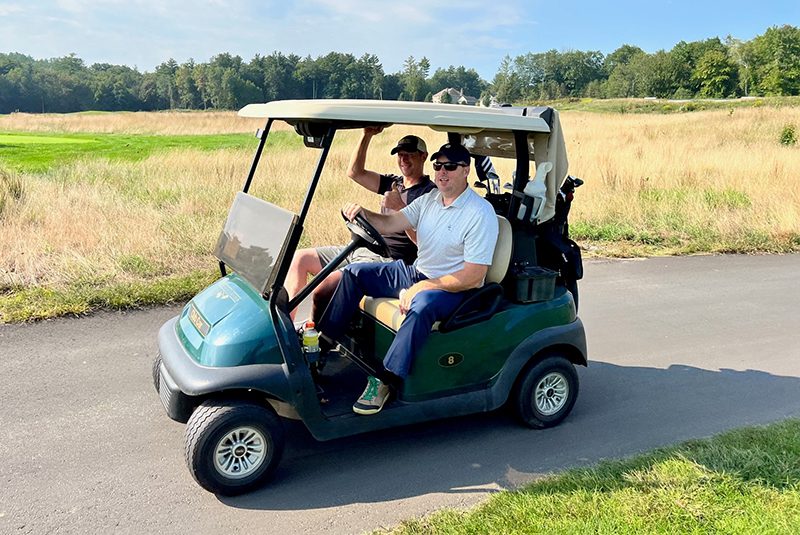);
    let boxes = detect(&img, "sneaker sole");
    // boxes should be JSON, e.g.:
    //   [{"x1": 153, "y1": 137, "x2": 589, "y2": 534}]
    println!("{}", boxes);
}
[{"x1": 353, "y1": 395, "x2": 389, "y2": 415}]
